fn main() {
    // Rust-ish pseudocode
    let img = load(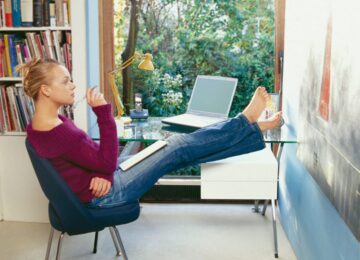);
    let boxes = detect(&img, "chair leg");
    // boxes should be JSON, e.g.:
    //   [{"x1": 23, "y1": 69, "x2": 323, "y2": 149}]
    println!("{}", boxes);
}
[
  {"x1": 55, "y1": 232, "x2": 65, "y2": 260},
  {"x1": 93, "y1": 231, "x2": 99, "y2": 254},
  {"x1": 45, "y1": 227, "x2": 55, "y2": 260},
  {"x1": 271, "y1": 199, "x2": 279, "y2": 258},
  {"x1": 109, "y1": 227, "x2": 122, "y2": 256},
  {"x1": 113, "y1": 226, "x2": 128, "y2": 260}
]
